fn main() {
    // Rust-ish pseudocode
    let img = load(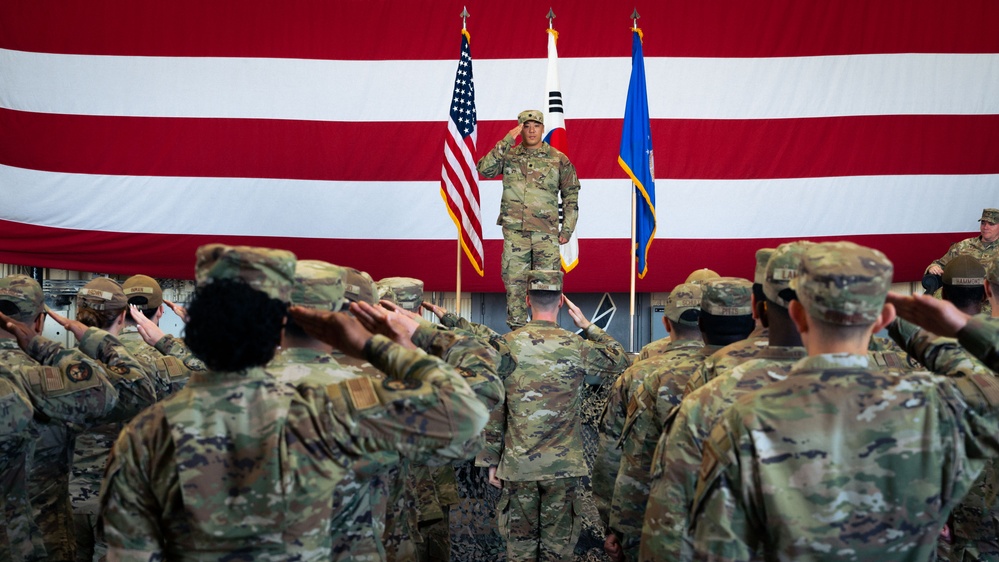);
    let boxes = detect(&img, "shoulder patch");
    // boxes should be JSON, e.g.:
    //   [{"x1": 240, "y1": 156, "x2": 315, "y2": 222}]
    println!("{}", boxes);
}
[
  {"x1": 43, "y1": 366, "x2": 66, "y2": 391},
  {"x1": 107, "y1": 364, "x2": 130, "y2": 375},
  {"x1": 382, "y1": 378, "x2": 423, "y2": 391},
  {"x1": 955, "y1": 372, "x2": 999, "y2": 409},
  {"x1": 66, "y1": 362, "x2": 93, "y2": 382},
  {"x1": 345, "y1": 377, "x2": 379, "y2": 410},
  {"x1": 154, "y1": 356, "x2": 186, "y2": 380}
]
